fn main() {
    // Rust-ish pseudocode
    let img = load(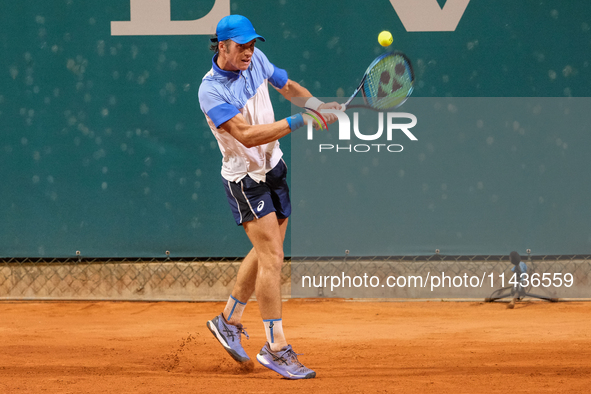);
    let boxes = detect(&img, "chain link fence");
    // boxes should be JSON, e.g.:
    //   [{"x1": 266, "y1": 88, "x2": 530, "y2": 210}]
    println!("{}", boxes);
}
[
  {"x1": 0, "y1": 257, "x2": 289, "y2": 301},
  {"x1": 1, "y1": 254, "x2": 589, "y2": 301}
]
